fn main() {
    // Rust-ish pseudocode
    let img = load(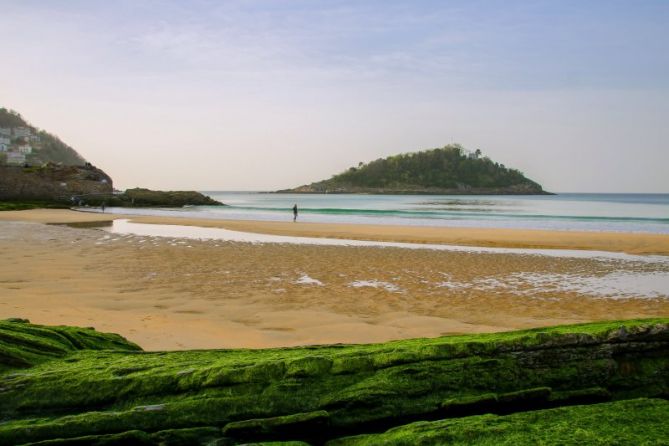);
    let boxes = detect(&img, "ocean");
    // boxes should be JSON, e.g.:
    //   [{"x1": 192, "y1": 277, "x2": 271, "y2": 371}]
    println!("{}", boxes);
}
[{"x1": 106, "y1": 192, "x2": 669, "y2": 234}]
